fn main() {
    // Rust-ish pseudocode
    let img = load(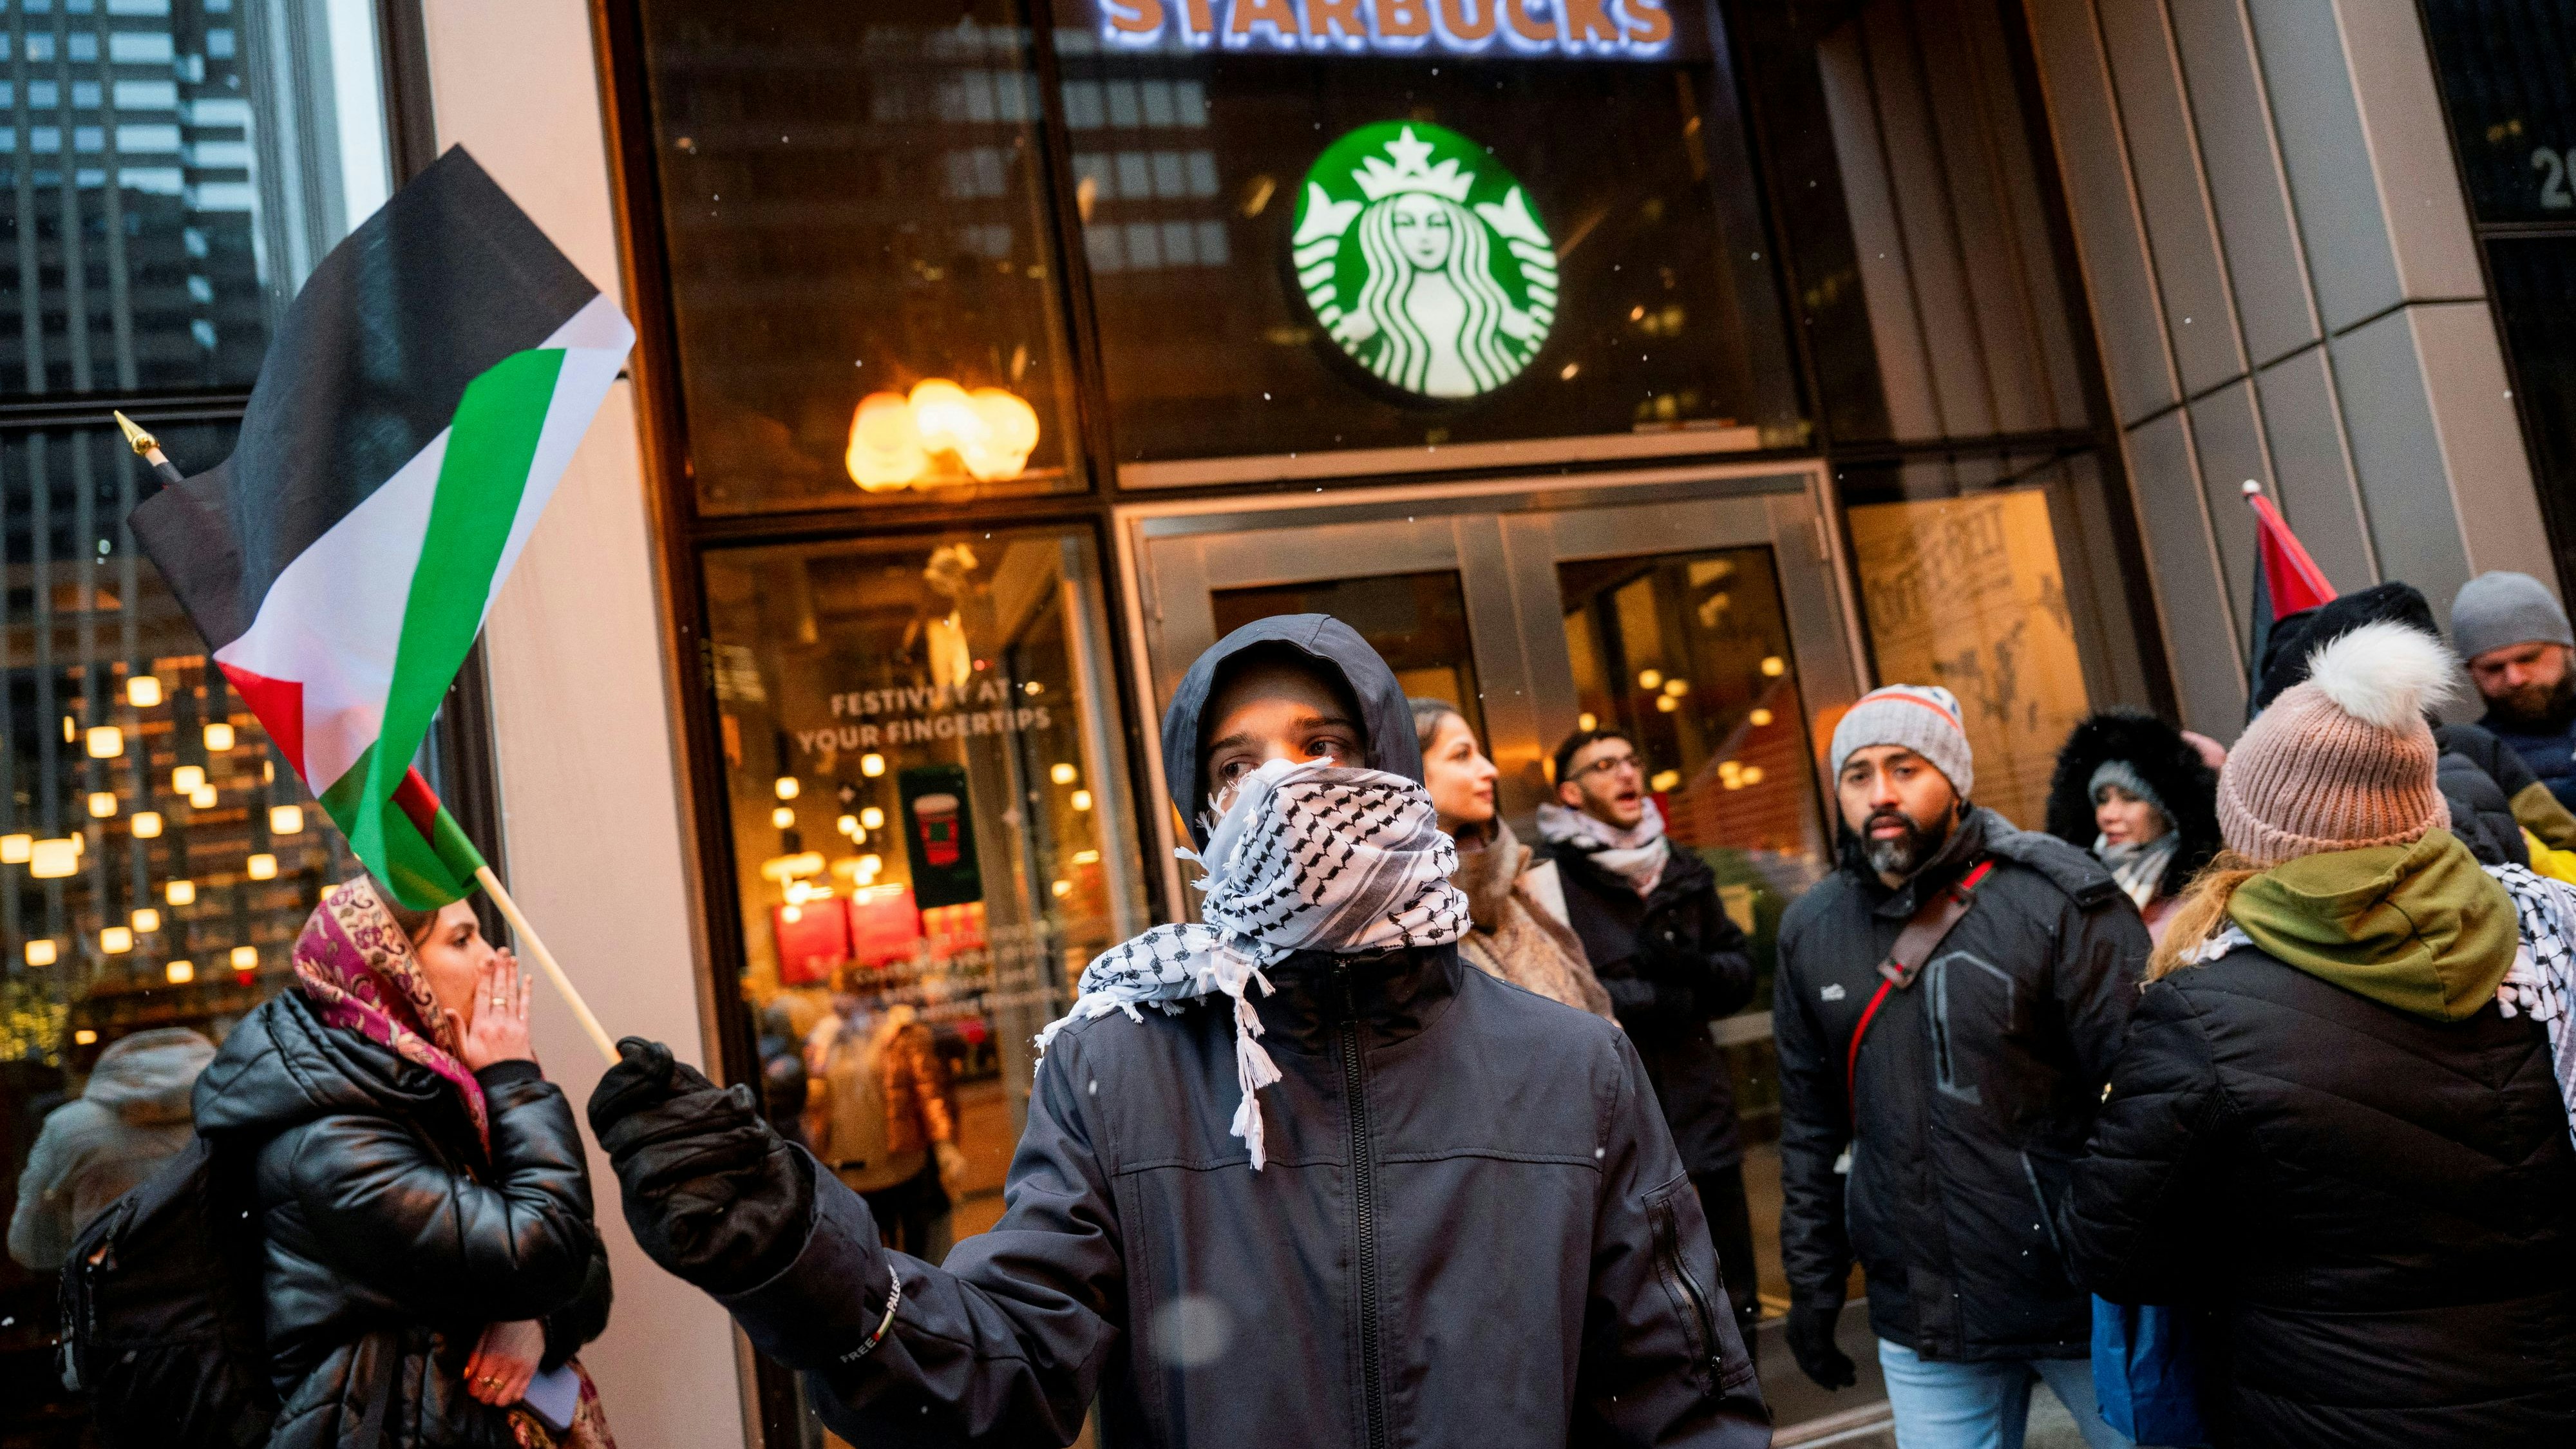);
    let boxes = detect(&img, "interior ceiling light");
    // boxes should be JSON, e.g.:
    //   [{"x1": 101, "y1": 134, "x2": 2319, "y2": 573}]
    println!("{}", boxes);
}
[
  {"x1": 86, "y1": 725, "x2": 123, "y2": 759},
  {"x1": 845, "y1": 379, "x2": 1040, "y2": 492},
  {"x1": 127, "y1": 674, "x2": 162, "y2": 708},
  {"x1": 173, "y1": 764, "x2": 205, "y2": 794},
  {"x1": 131, "y1": 811, "x2": 163, "y2": 838},
  {"x1": 246, "y1": 853, "x2": 278, "y2": 881},
  {"x1": 167, "y1": 878, "x2": 197, "y2": 905},
  {"x1": 166, "y1": 959, "x2": 194, "y2": 984},
  {"x1": 204, "y1": 721, "x2": 236, "y2": 751}
]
